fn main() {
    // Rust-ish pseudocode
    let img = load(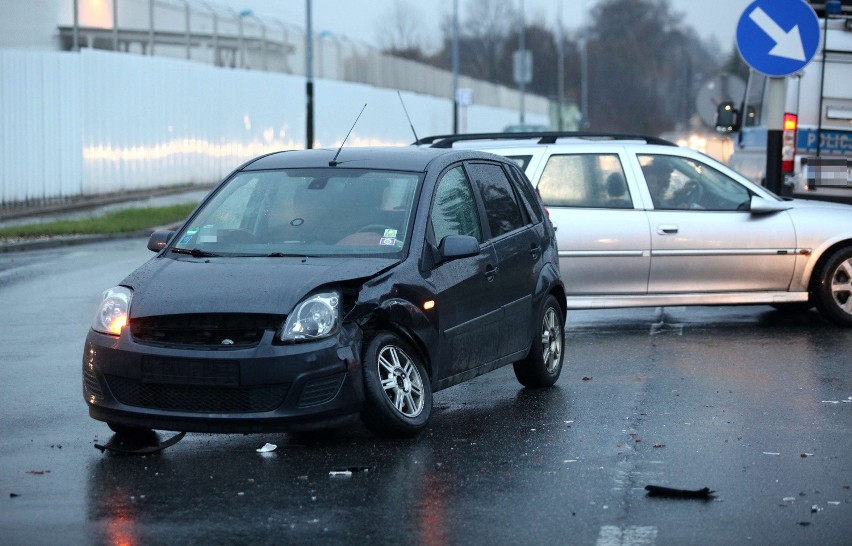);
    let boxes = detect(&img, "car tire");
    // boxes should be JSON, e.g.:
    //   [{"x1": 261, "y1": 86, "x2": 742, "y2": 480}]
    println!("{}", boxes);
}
[
  {"x1": 813, "y1": 246, "x2": 852, "y2": 327},
  {"x1": 513, "y1": 295, "x2": 565, "y2": 388},
  {"x1": 360, "y1": 332, "x2": 432, "y2": 438}
]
